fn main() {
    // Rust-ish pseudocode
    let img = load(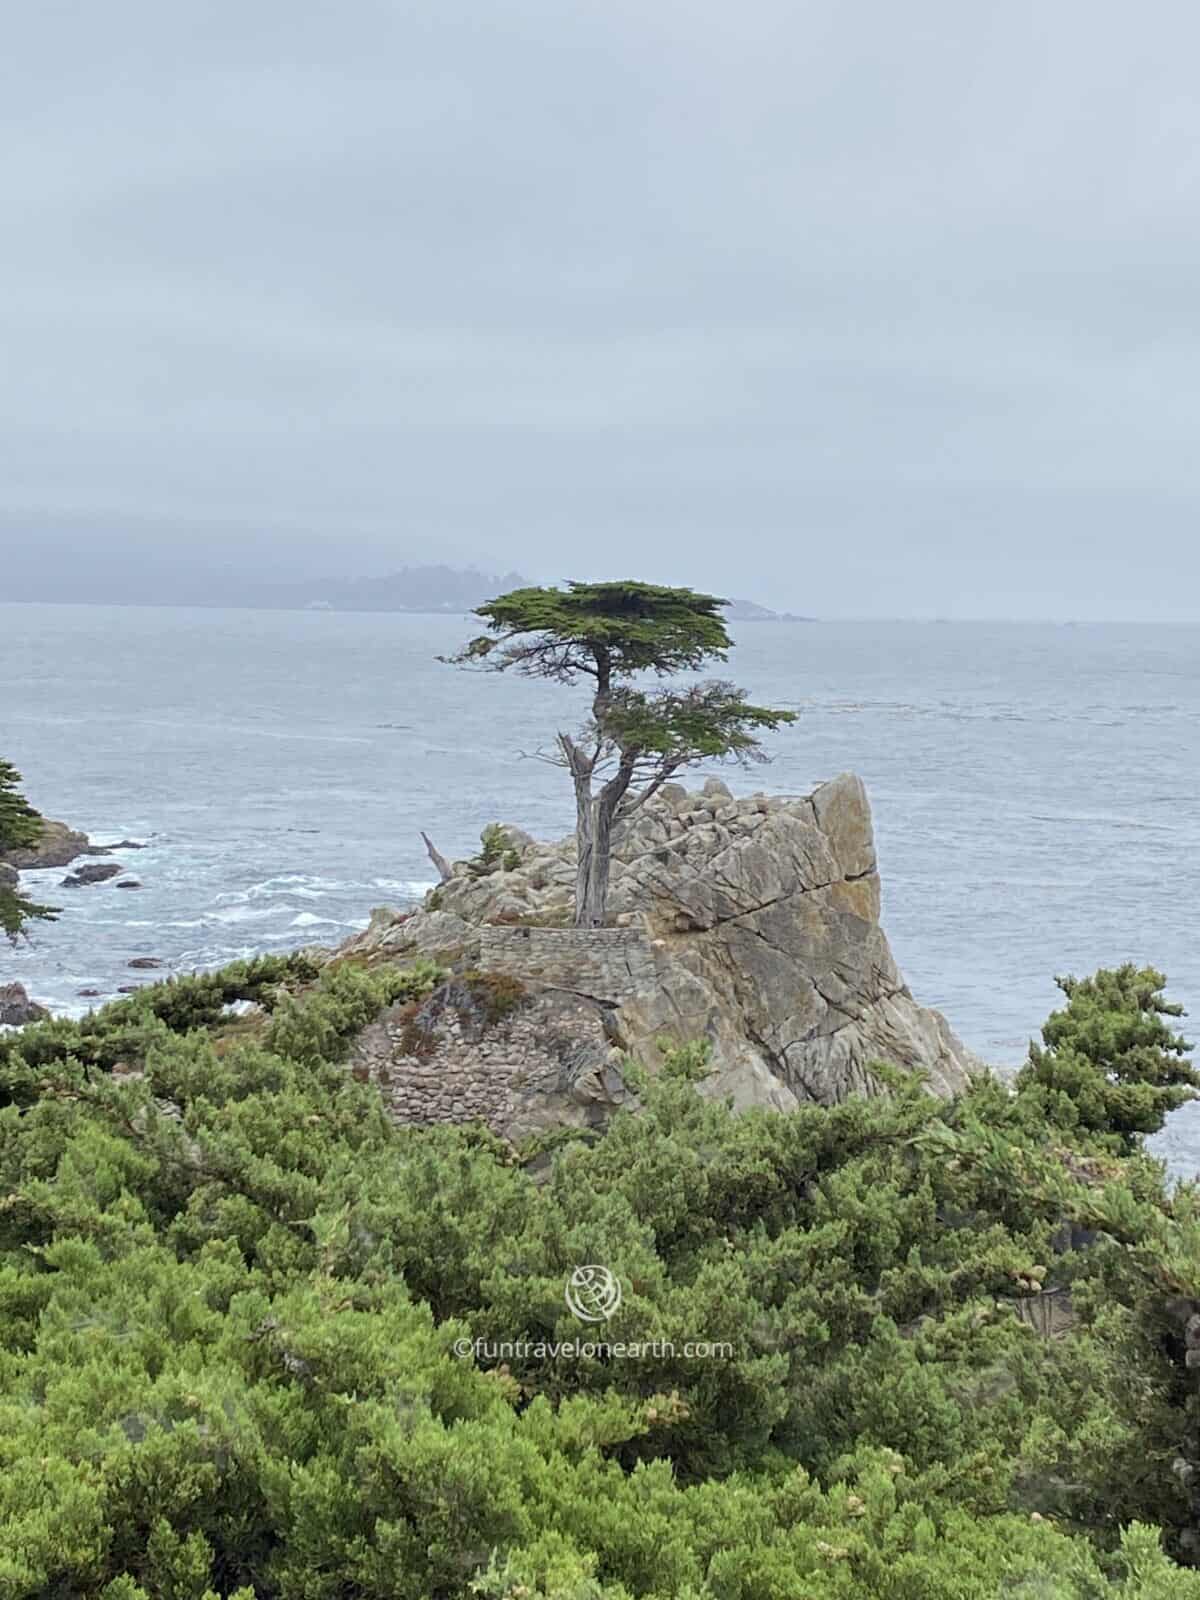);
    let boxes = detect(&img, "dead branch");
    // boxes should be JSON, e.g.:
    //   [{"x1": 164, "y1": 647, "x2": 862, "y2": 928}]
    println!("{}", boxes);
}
[{"x1": 420, "y1": 831, "x2": 453, "y2": 883}]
